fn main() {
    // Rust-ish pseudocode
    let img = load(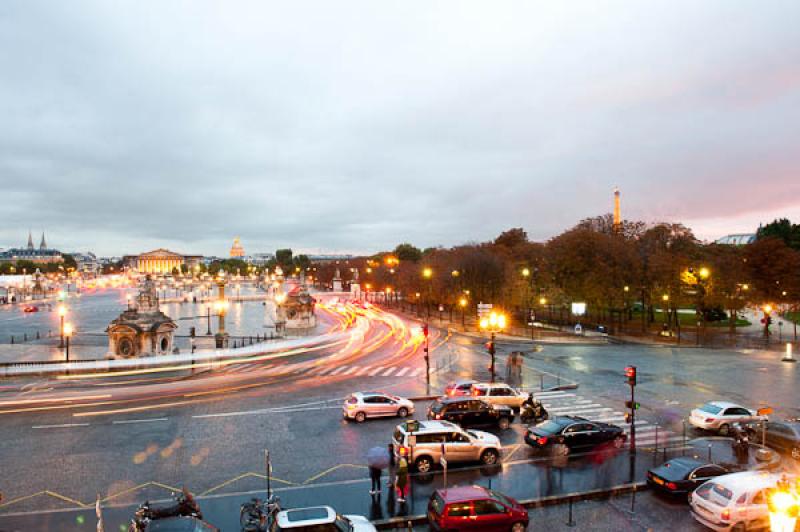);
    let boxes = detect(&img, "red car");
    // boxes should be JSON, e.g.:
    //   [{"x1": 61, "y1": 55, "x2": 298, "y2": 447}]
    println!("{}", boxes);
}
[
  {"x1": 427, "y1": 485, "x2": 528, "y2": 532},
  {"x1": 23, "y1": 305, "x2": 39, "y2": 313}
]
